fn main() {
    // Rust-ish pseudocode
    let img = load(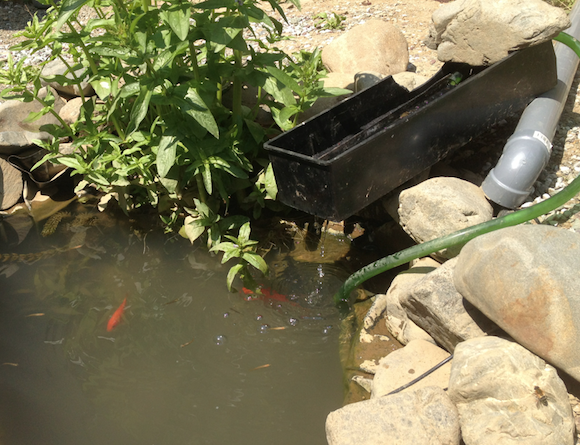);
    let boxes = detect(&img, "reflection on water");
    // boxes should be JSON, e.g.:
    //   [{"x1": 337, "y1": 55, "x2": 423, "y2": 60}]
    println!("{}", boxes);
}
[{"x1": 0, "y1": 210, "x2": 346, "y2": 445}]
